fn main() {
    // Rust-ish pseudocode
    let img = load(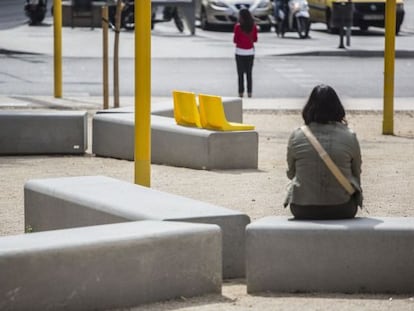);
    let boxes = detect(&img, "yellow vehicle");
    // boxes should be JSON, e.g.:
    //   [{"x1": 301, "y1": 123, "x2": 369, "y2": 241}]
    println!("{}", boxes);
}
[{"x1": 308, "y1": 0, "x2": 405, "y2": 34}]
